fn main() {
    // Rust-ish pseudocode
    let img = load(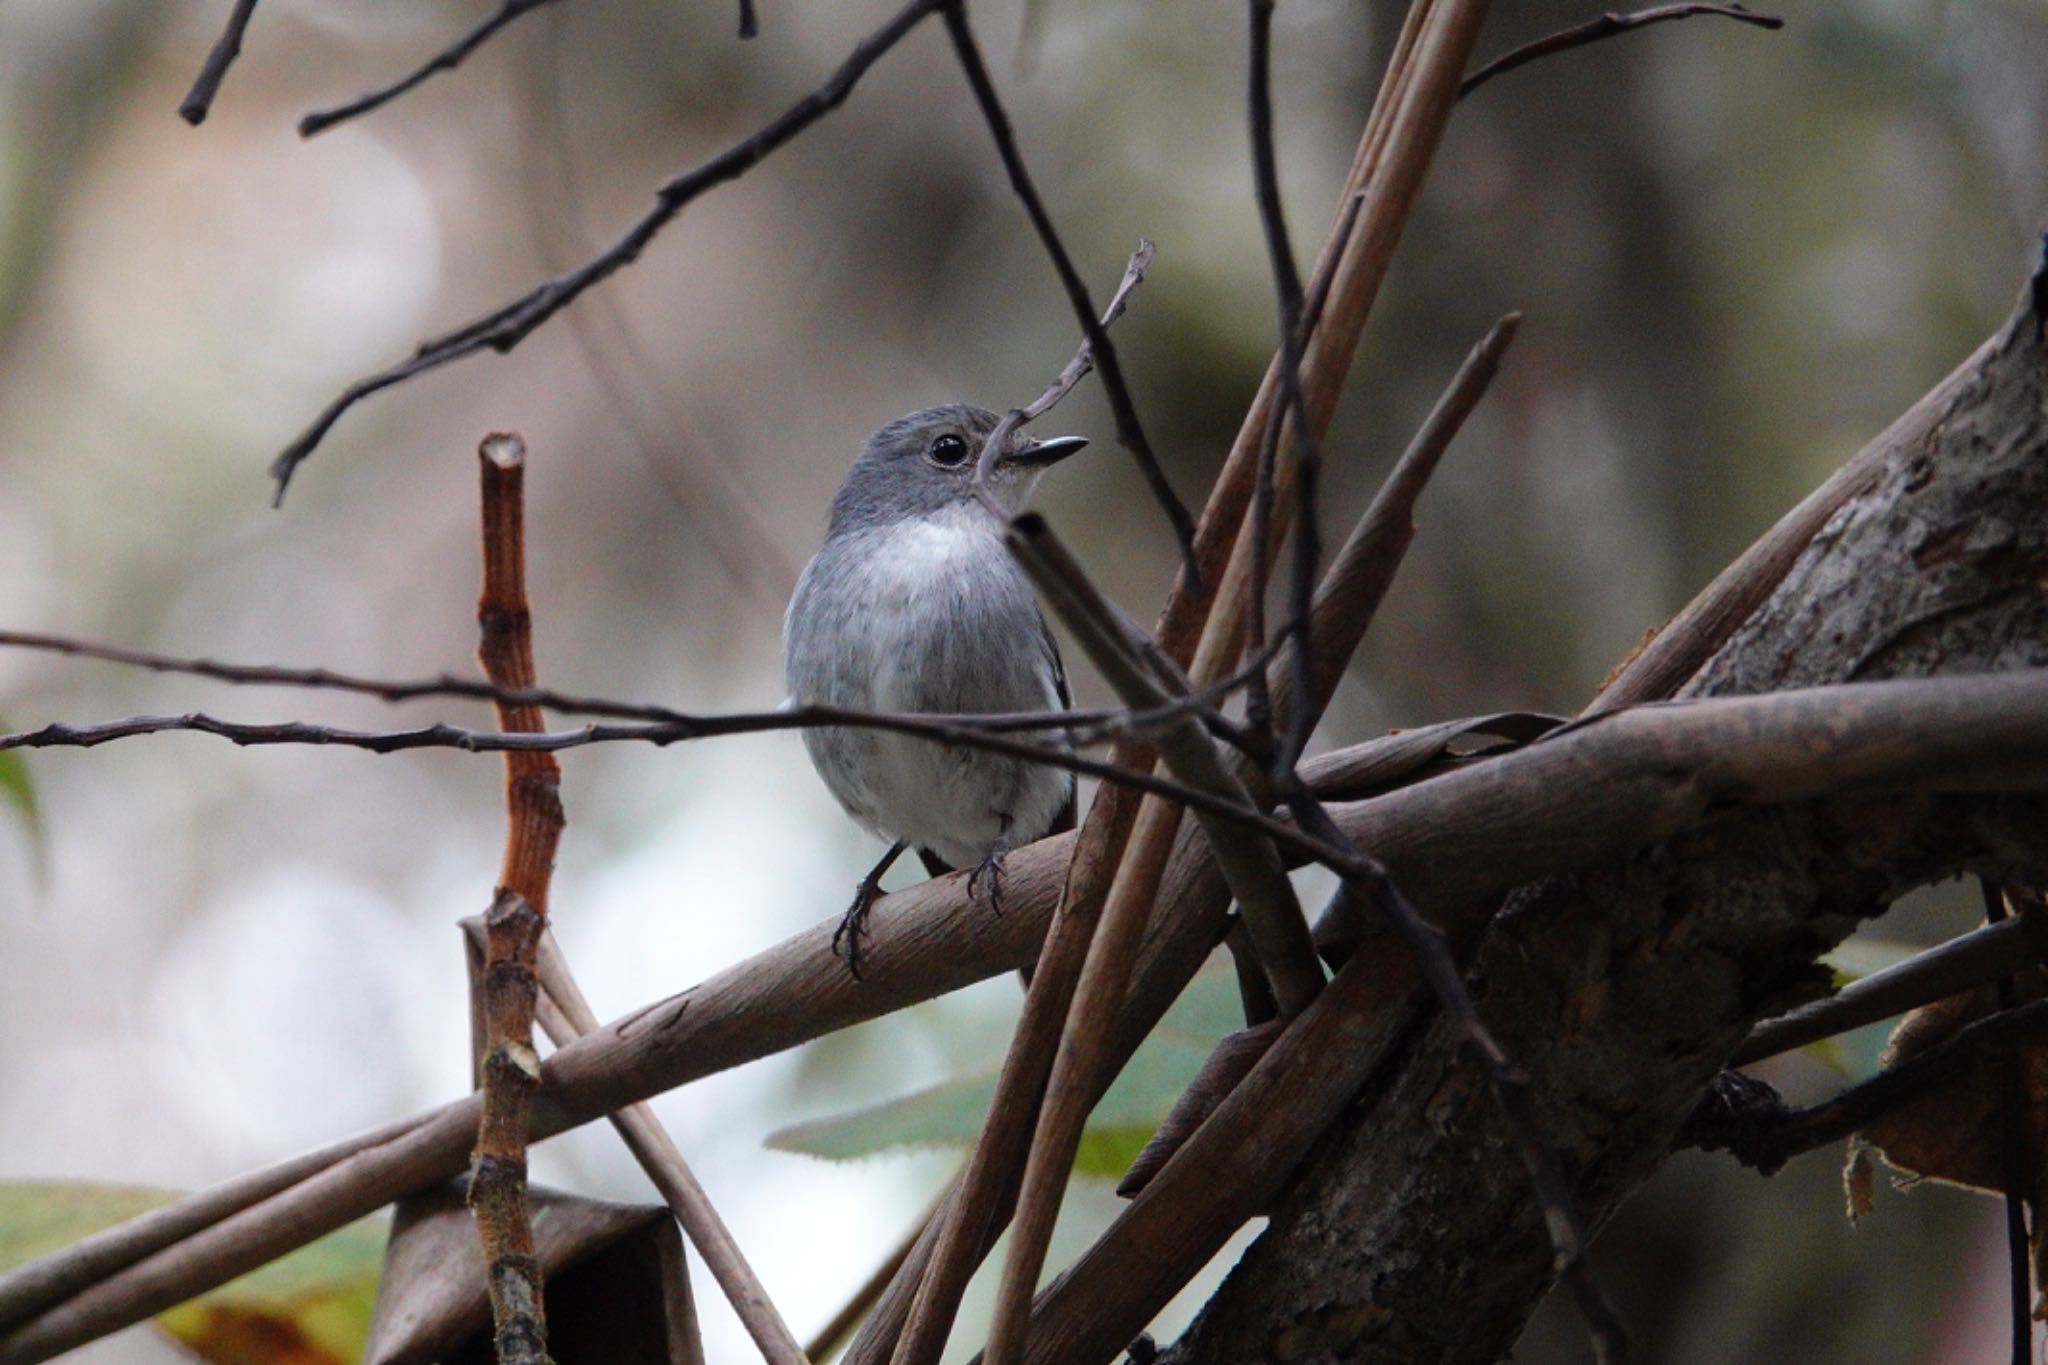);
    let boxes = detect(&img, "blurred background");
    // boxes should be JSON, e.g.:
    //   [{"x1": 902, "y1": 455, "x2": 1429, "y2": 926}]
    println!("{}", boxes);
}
[{"x1": 0, "y1": 0, "x2": 2044, "y2": 1360}]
